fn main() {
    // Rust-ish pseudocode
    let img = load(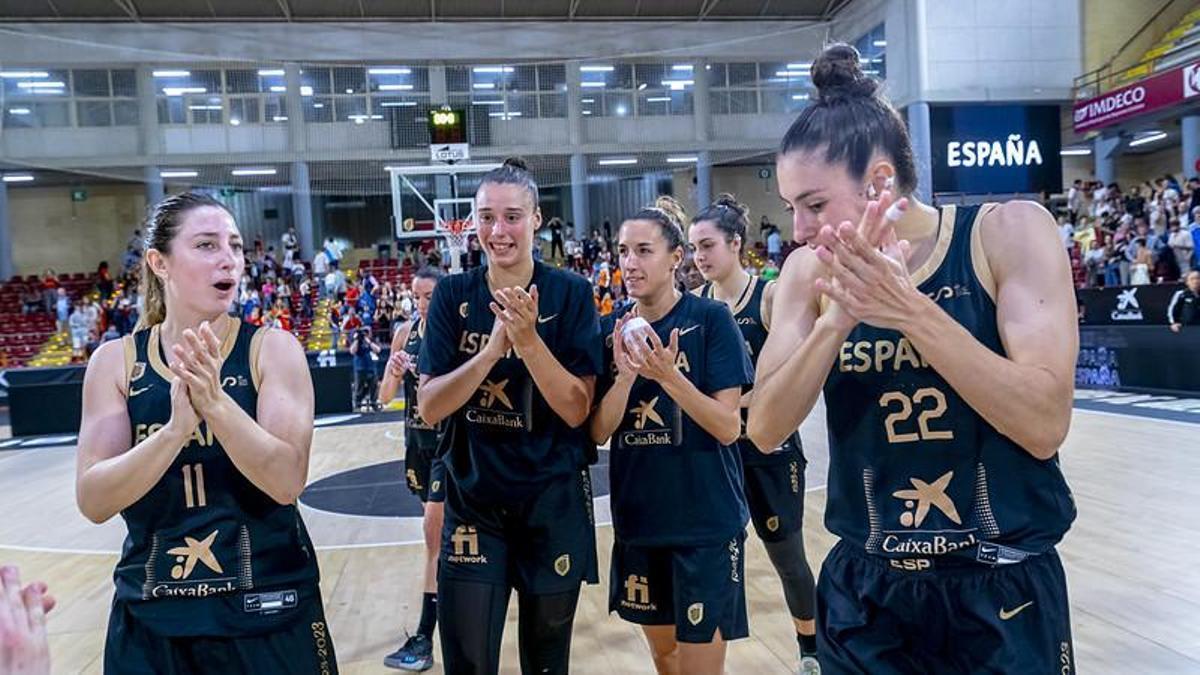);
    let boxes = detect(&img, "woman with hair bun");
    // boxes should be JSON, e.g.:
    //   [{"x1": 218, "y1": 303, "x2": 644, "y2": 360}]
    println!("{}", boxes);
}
[
  {"x1": 749, "y1": 43, "x2": 1078, "y2": 673},
  {"x1": 417, "y1": 157, "x2": 604, "y2": 674},
  {"x1": 687, "y1": 193, "x2": 820, "y2": 673},
  {"x1": 591, "y1": 196, "x2": 753, "y2": 675}
]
